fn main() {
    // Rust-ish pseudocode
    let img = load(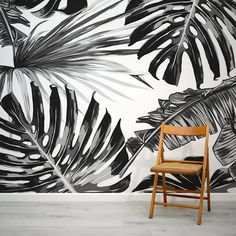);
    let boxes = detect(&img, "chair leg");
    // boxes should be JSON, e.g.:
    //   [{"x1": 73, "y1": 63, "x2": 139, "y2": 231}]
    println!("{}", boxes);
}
[
  {"x1": 206, "y1": 160, "x2": 211, "y2": 212},
  {"x1": 162, "y1": 173, "x2": 167, "y2": 206},
  {"x1": 149, "y1": 173, "x2": 159, "y2": 219},
  {"x1": 198, "y1": 170, "x2": 206, "y2": 225}
]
